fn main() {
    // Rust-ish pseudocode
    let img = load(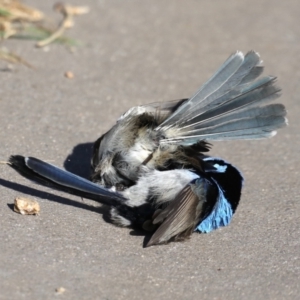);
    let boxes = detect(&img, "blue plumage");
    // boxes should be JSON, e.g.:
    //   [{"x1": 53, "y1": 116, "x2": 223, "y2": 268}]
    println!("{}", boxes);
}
[
  {"x1": 196, "y1": 157, "x2": 244, "y2": 233},
  {"x1": 196, "y1": 180, "x2": 233, "y2": 233}
]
